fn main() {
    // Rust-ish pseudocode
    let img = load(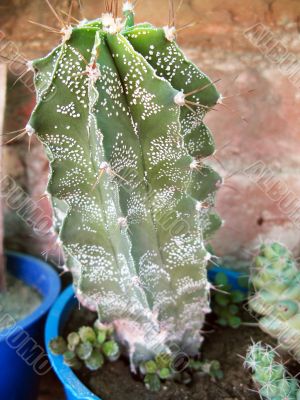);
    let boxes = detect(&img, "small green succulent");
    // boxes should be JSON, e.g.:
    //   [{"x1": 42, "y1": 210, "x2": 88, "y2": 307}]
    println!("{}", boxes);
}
[
  {"x1": 139, "y1": 355, "x2": 223, "y2": 391},
  {"x1": 211, "y1": 271, "x2": 248, "y2": 328},
  {"x1": 49, "y1": 322, "x2": 120, "y2": 372}
]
